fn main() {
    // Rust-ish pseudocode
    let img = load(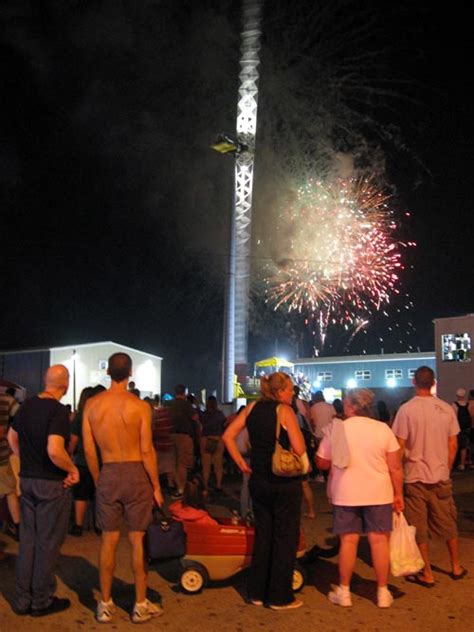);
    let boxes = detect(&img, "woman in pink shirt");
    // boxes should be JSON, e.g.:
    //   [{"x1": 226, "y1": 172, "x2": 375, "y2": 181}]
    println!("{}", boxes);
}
[{"x1": 316, "y1": 389, "x2": 404, "y2": 609}]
